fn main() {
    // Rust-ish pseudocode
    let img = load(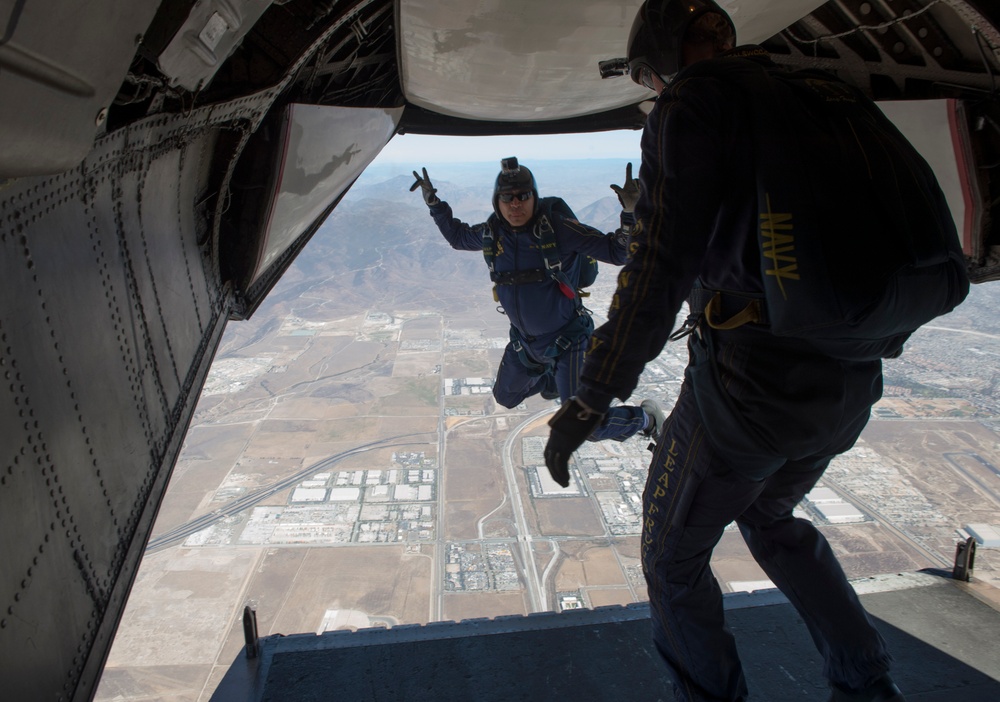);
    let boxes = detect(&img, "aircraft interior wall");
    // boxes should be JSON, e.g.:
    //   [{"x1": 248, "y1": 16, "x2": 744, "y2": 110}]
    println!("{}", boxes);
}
[{"x1": 0, "y1": 113, "x2": 231, "y2": 701}]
